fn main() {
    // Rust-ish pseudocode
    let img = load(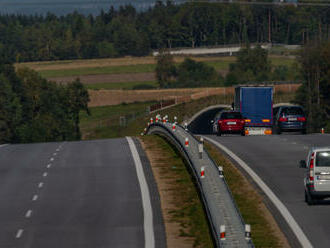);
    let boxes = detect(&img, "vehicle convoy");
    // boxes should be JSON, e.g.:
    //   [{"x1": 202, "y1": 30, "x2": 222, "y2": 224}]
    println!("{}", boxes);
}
[
  {"x1": 234, "y1": 86, "x2": 273, "y2": 135},
  {"x1": 212, "y1": 111, "x2": 245, "y2": 136},
  {"x1": 273, "y1": 105, "x2": 307, "y2": 134},
  {"x1": 300, "y1": 147, "x2": 330, "y2": 205}
]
